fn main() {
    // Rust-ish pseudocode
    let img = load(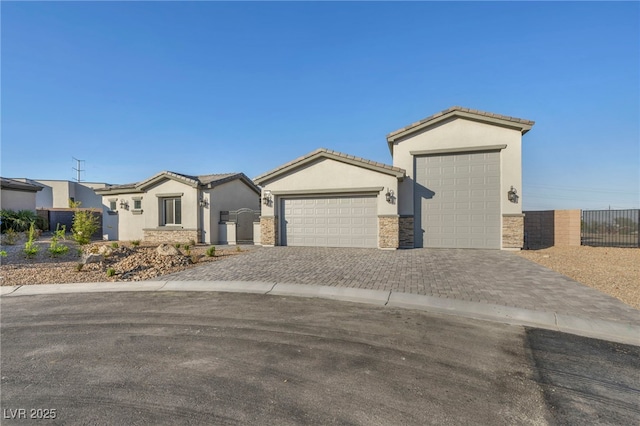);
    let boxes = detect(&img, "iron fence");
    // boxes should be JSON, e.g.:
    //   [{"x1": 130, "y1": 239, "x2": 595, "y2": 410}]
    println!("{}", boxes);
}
[{"x1": 581, "y1": 209, "x2": 639, "y2": 248}]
